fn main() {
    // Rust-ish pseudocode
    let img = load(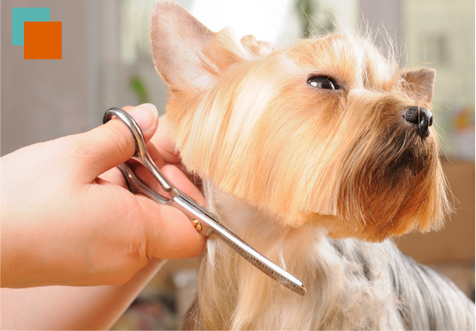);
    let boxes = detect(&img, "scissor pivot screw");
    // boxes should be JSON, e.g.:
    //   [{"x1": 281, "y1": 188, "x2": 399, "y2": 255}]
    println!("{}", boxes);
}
[{"x1": 192, "y1": 219, "x2": 202, "y2": 232}]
